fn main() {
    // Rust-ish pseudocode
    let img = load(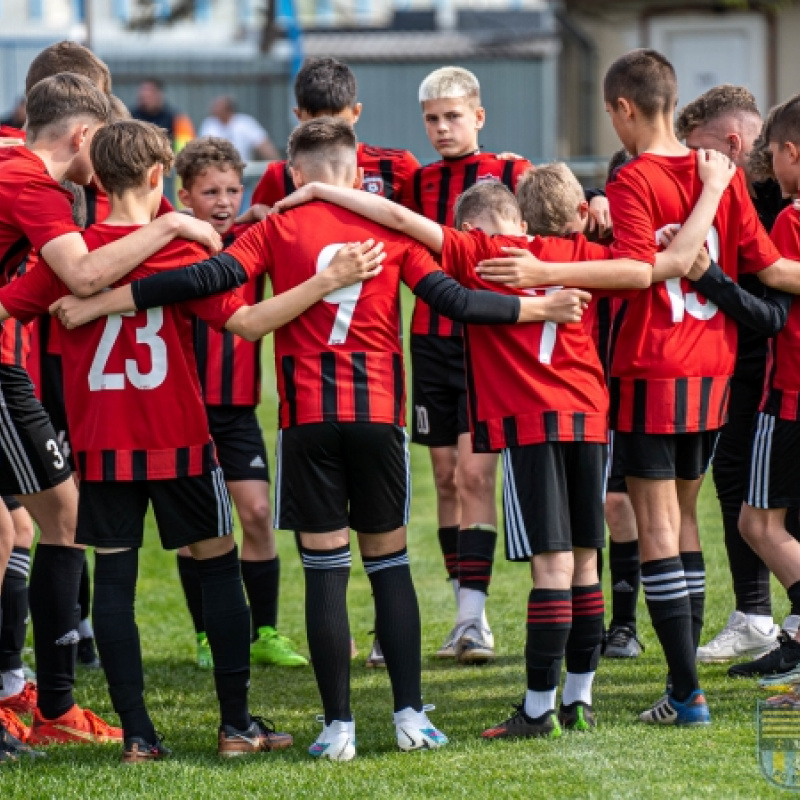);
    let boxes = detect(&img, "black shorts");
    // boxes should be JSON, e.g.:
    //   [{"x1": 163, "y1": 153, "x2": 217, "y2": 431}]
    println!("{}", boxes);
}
[
  {"x1": 611, "y1": 431, "x2": 718, "y2": 481},
  {"x1": 274, "y1": 422, "x2": 410, "y2": 534},
  {"x1": 76, "y1": 467, "x2": 233, "y2": 550},
  {"x1": 605, "y1": 432, "x2": 627, "y2": 494},
  {"x1": 746, "y1": 413, "x2": 800, "y2": 509},
  {"x1": 36, "y1": 331, "x2": 75, "y2": 471},
  {"x1": 0, "y1": 366, "x2": 71, "y2": 496},
  {"x1": 206, "y1": 405, "x2": 269, "y2": 483},
  {"x1": 410, "y1": 334, "x2": 469, "y2": 447},
  {"x1": 501, "y1": 442, "x2": 606, "y2": 559}
]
